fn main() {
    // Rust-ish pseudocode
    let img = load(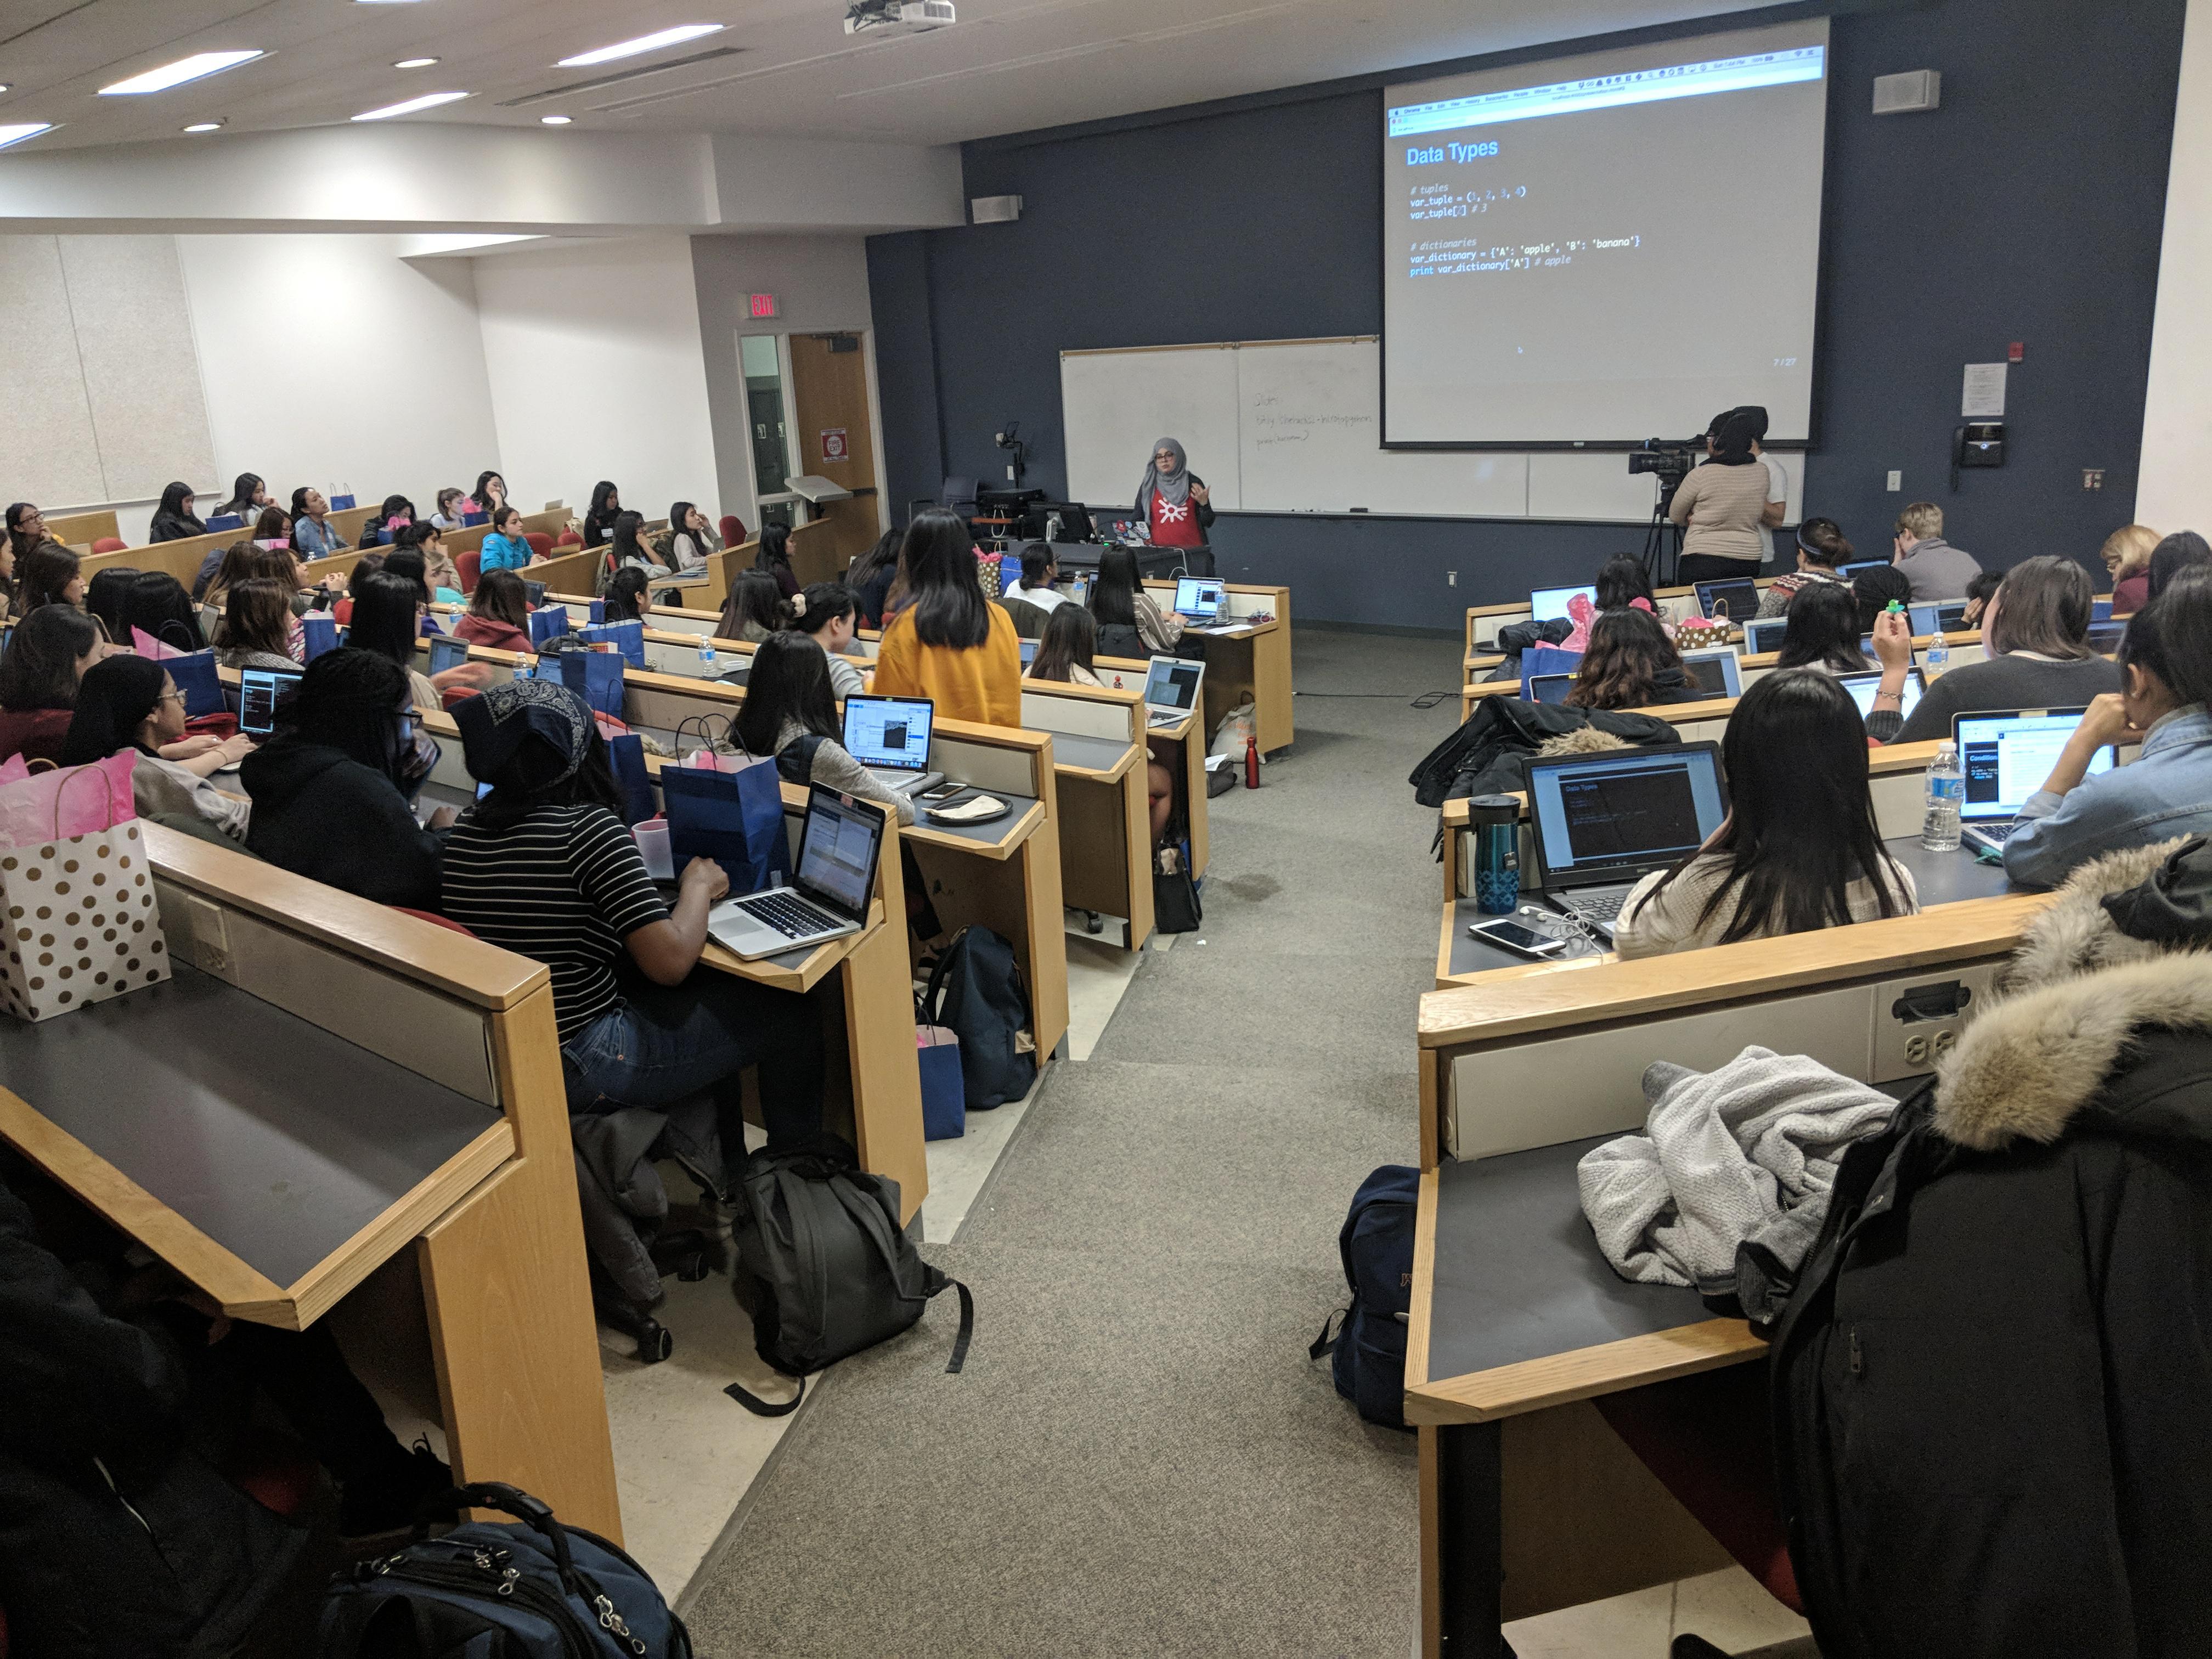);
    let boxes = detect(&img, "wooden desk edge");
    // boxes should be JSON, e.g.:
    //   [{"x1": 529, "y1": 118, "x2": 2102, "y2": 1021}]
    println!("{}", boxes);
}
[
  {"x1": 699, "y1": 903, "x2": 886, "y2": 994},
  {"x1": 1404, "y1": 1318, "x2": 1768, "y2": 1425}
]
